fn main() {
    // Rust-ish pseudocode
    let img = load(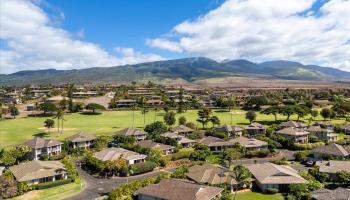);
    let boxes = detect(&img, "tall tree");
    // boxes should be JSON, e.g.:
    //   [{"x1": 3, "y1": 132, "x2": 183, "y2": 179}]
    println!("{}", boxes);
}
[
  {"x1": 164, "y1": 111, "x2": 176, "y2": 128},
  {"x1": 245, "y1": 111, "x2": 256, "y2": 123},
  {"x1": 197, "y1": 108, "x2": 212, "y2": 129},
  {"x1": 9, "y1": 105, "x2": 19, "y2": 119},
  {"x1": 233, "y1": 165, "x2": 251, "y2": 200},
  {"x1": 210, "y1": 116, "x2": 220, "y2": 127},
  {"x1": 177, "y1": 87, "x2": 185, "y2": 113}
]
